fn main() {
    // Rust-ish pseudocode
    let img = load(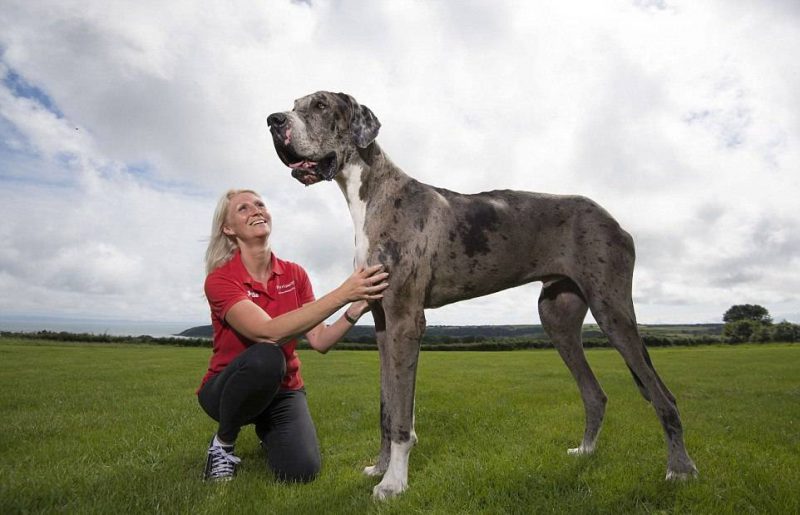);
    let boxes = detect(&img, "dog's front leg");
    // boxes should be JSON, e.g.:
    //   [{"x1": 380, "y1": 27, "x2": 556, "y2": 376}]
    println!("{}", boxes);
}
[
  {"x1": 371, "y1": 305, "x2": 424, "y2": 501},
  {"x1": 363, "y1": 304, "x2": 390, "y2": 477}
]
